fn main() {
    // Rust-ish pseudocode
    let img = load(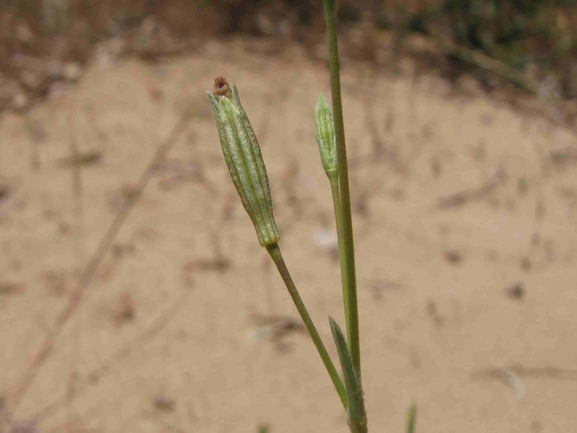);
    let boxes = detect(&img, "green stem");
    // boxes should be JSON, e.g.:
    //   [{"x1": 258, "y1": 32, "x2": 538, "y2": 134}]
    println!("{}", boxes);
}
[
  {"x1": 266, "y1": 242, "x2": 348, "y2": 410},
  {"x1": 329, "y1": 175, "x2": 351, "y2": 336},
  {"x1": 322, "y1": 0, "x2": 361, "y2": 378}
]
